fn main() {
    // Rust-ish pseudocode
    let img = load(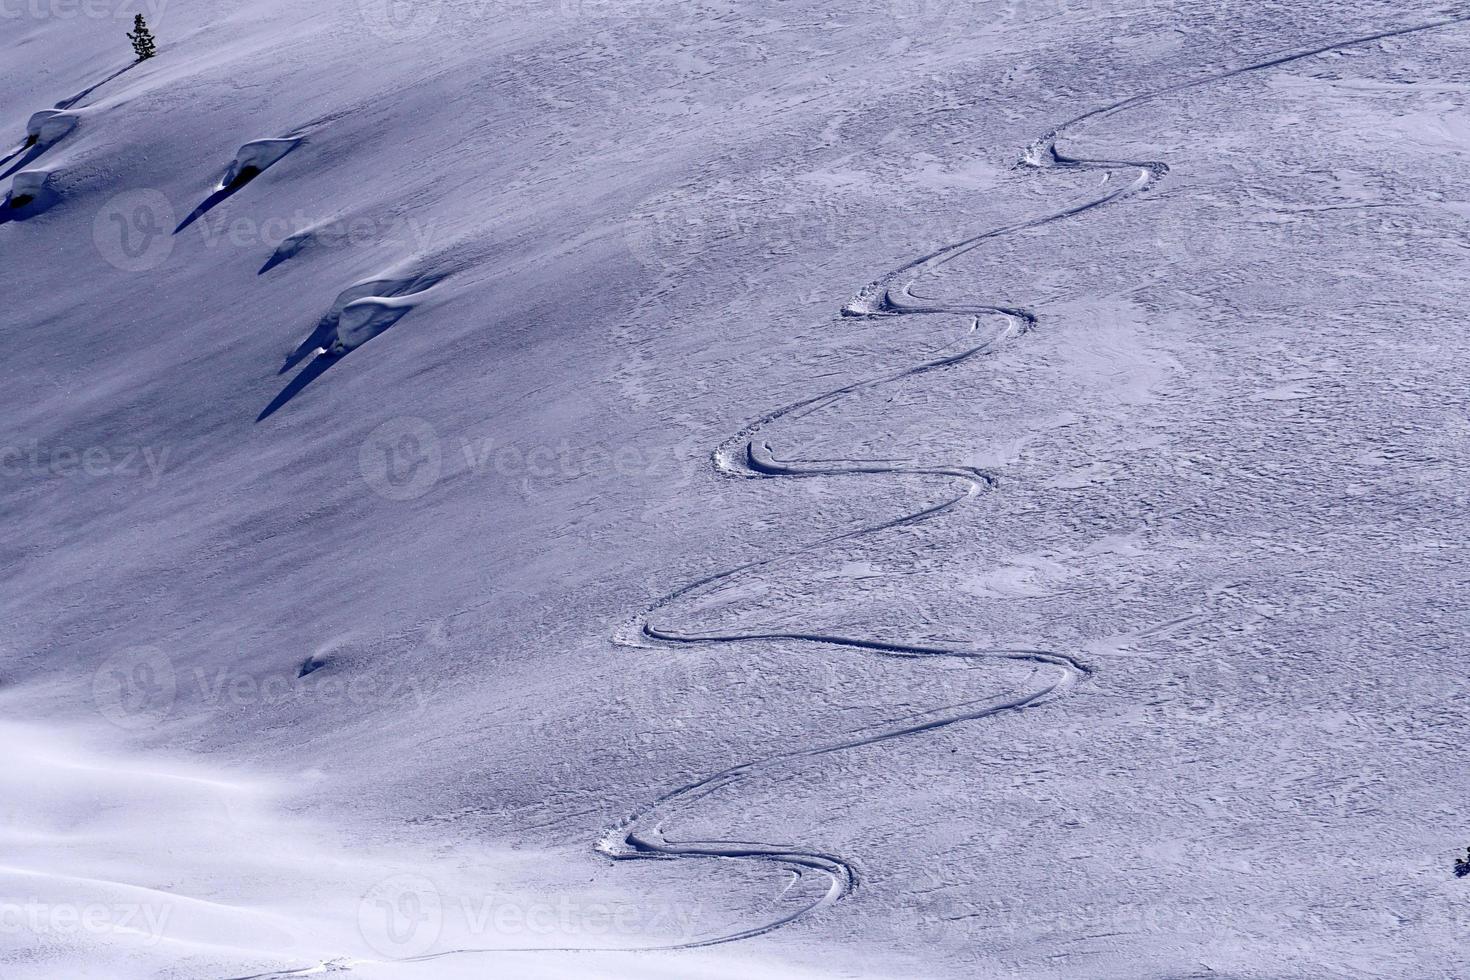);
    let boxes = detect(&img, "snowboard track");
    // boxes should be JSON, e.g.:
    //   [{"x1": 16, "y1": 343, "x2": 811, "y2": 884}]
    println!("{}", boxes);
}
[{"x1": 236, "y1": 12, "x2": 1470, "y2": 978}]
